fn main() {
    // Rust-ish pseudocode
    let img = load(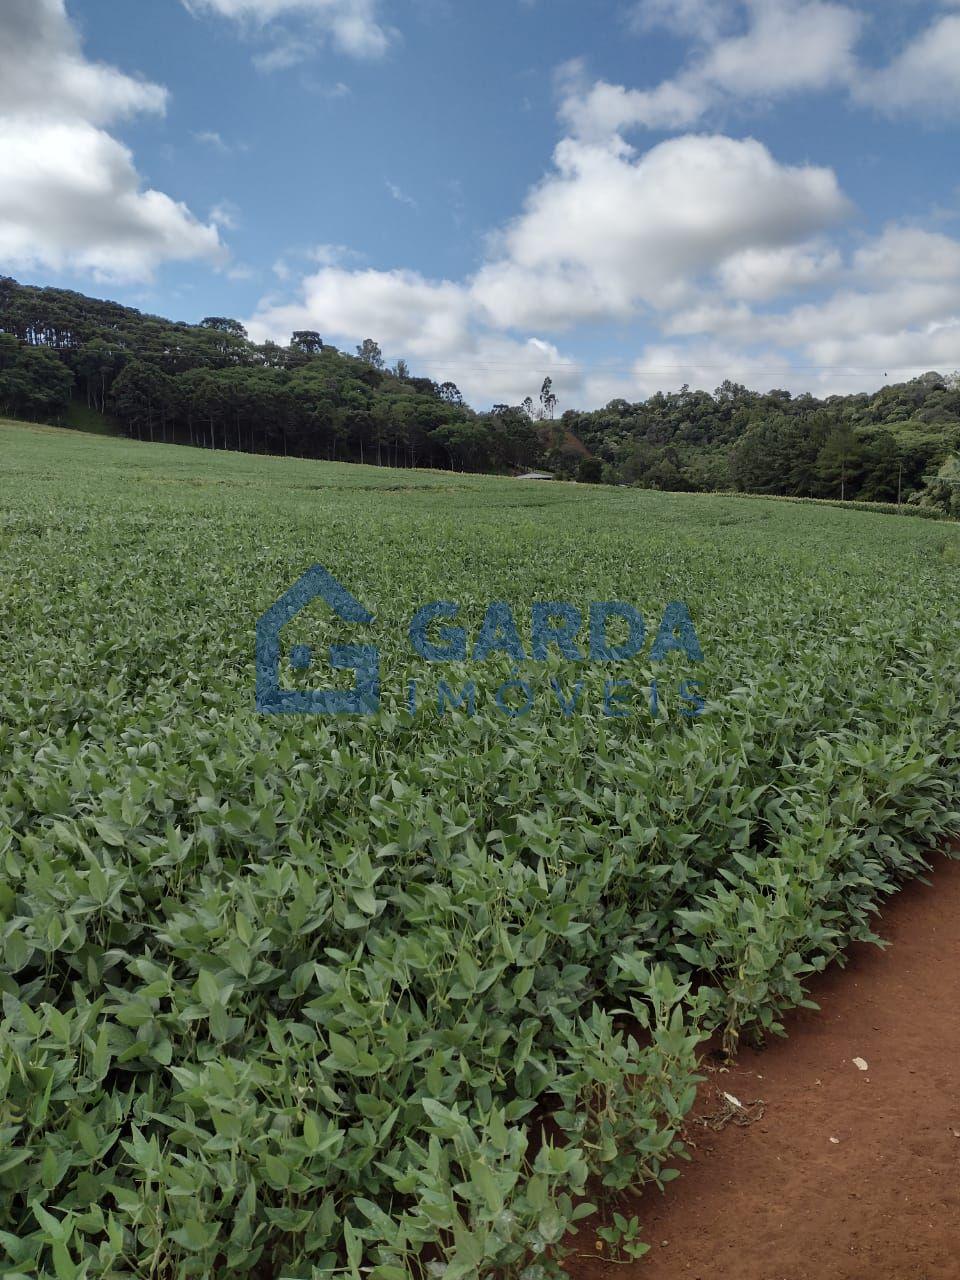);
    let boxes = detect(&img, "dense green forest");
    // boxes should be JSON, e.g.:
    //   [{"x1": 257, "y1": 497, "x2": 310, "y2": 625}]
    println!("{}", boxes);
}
[
  {"x1": 566, "y1": 375, "x2": 960, "y2": 513},
  {"x1": 1, "y1": 276, "x2": 959, "y2": 513},
  {"x1": 0, "y1": 277, "x2": 548, "y2": 474}
]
